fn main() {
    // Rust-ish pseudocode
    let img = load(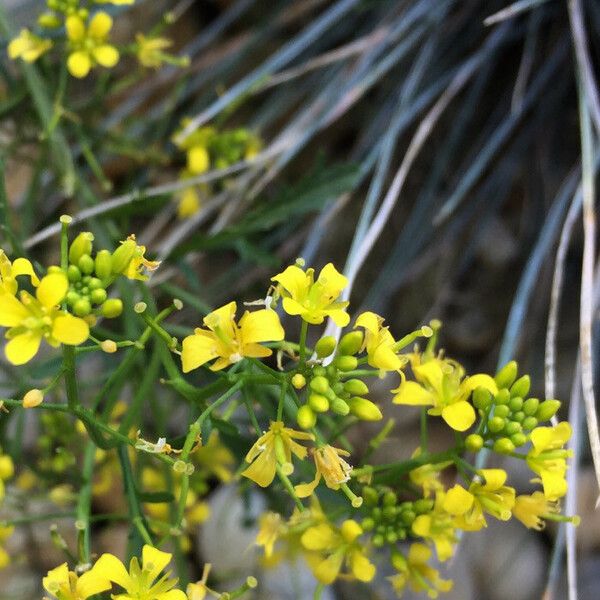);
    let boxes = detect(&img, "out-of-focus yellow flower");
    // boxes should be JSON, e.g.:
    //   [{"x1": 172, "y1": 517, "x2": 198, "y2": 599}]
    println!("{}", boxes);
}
[
  {"x1": 186, "y1": 564, "x2": 212, "y2": 600},
  {"x1": 513, "y1": 492, "x2": 560, "y2": 530},
  {"x1": 443, "y1": 469, "x2": 515, "y2": 531},
  {"x1": 43, "y1": 562, "x2": 111, "y2": 600},
  {"x1": 193, "y1": 431, "x2": 235, "y2": 483},
  {"x1": 256, "y1": 512, "x2": 285, "y2": 560},
  {"x1": 393, "y1": 354, "x2": 497, "y2": 432},
  {"x1": 112, "y1": 235, "x2": 160, "y2": 281},
  {"x1": 527, "y1": 421, "x2": 572, "y2": 500},
  {"x1": 409, "y1": 450, "x2": 452, "y2": 498},
  {"x1": 136, "y1": 33, "x2": 174, "y2": 69},
  {"x1": 0, "y1": 250, "x2": 39, "y2": 295},
  {"x1": 94, "y1": 545, "x2": 186, "y2": 600},
  {"x1": 272, "y1": 263, "x2": 349, "y2": 326},
  {"x1": 0, "y1": 526, "x2": 13, "y2": 569},
  {"x1": 301, "y1": 519, "x2": 375, "y2": 585},
  {"x1": 242, "y1": 421, "x2": 314, "y2": 487},
  {"x1": 295, "y1": 445, "x2": 353, "y2": 497},
  {"x1": 389, "y1": 543, "x2": 453, "y2": 599},
  {"x1": 412, "y1": 493, "x2": 456, "y2": 562},
  {"x1": 354, "y1": 311, "x2": 401, "y2": 371},
  {"x1": 0, "y1": 272, "x2": 89, "y2": 364},
  {"x1": 8, "y1": 29, "x2": 52, "y2": 63},
  {"x1": 66, "y1": 12, "x2": 119, "y2": 78},
  {"x1": 181, "y1": 301, "x2": 284, "y2": 372}
]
